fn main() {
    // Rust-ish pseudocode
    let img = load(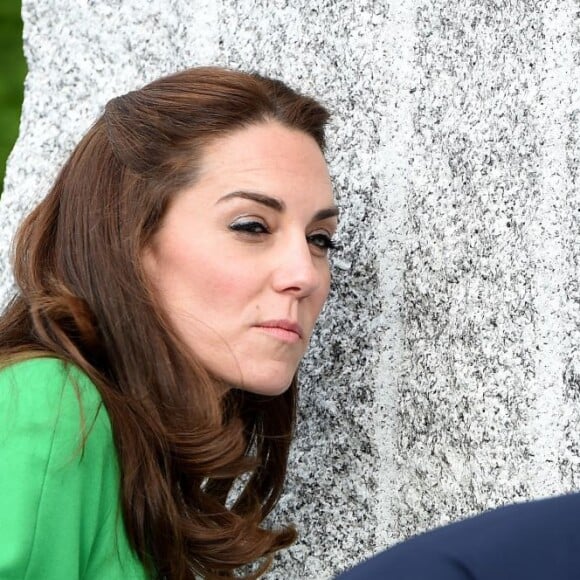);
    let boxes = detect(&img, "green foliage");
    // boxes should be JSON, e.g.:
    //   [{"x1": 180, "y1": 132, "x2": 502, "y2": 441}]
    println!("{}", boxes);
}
[{"x1": 0, "y1": 0, "x2": 26, "y2": 197}]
